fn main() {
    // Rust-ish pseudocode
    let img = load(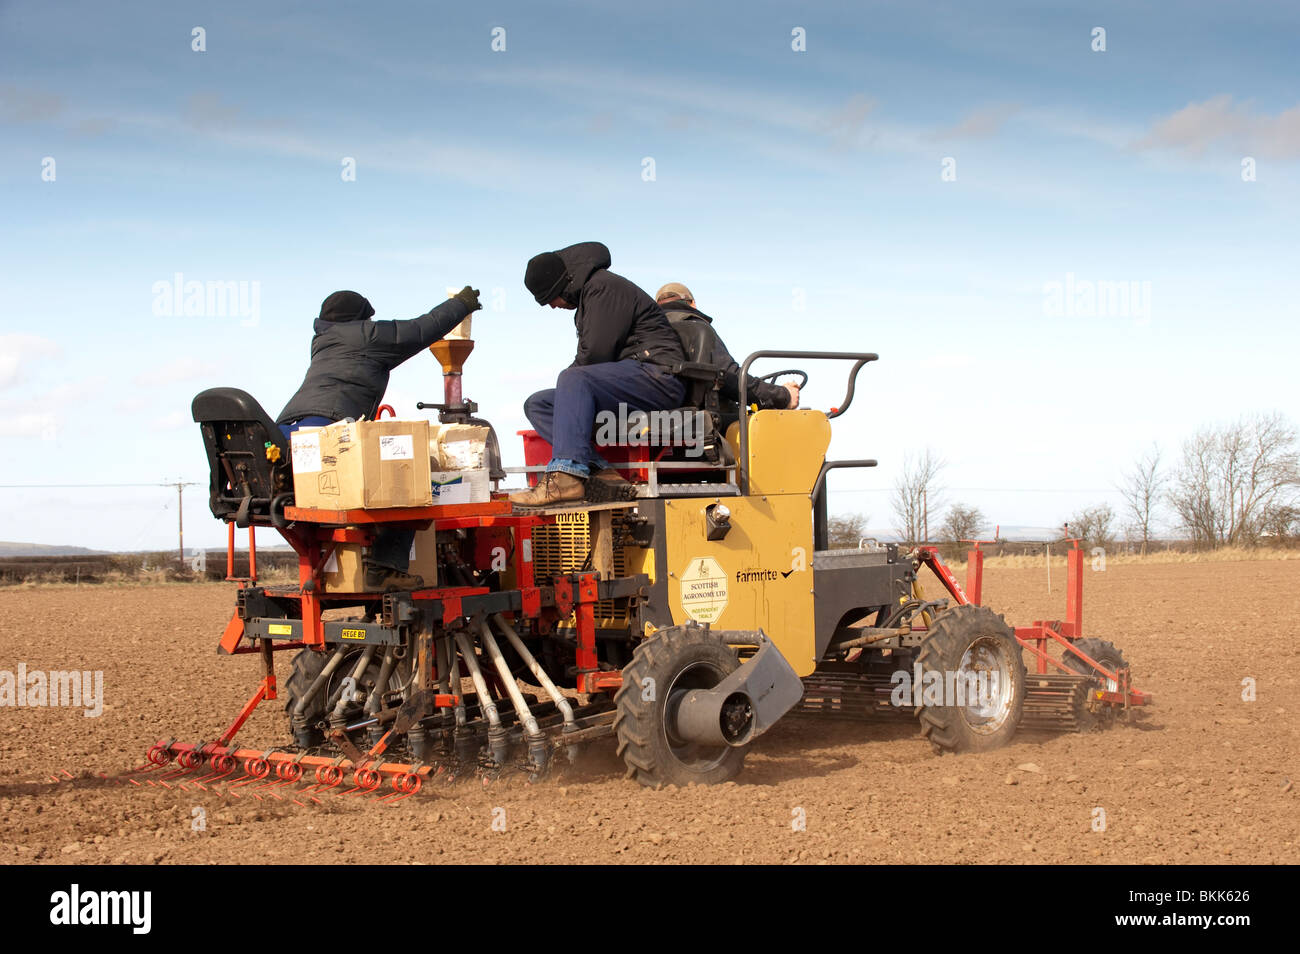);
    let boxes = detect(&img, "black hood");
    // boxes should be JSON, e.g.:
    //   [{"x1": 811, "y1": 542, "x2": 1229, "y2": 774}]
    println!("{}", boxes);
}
[
  {"x1": 320, "y1": 290, "x2": 375, "y2": 323},
  {"x1": 555, "y1": 242, "x2": 612, "y2": 303}
]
